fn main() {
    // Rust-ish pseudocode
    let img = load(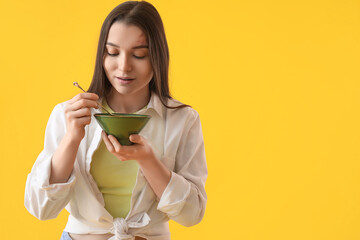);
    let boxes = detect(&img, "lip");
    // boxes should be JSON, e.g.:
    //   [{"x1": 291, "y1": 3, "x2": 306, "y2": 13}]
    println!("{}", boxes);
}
[
  {"x1": 116, "y1": 76, "x2": 135, "y2": 80},
  {"x1": 116, "y1": 76, "x2": 135, "y2": 85}
]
